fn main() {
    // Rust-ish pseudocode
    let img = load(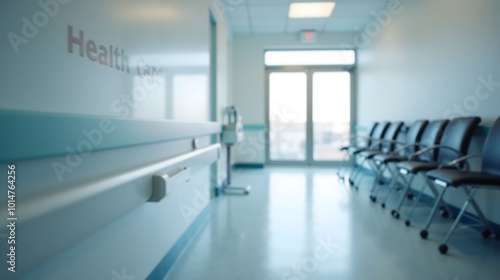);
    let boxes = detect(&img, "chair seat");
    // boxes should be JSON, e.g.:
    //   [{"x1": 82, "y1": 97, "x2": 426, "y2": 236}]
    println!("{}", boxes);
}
[
  {"x1": 373, "y1": 154, "x2": 406, "y2": 164},
  {"x1": 397, "y1": 161, "x2": 442, "y2": 174},
  {"x1": 359, "y1": 150, "x2": 384, "y2": 159},
  {"x1": 427, "y1": 169, "x2": 500, "y2": 187}
]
